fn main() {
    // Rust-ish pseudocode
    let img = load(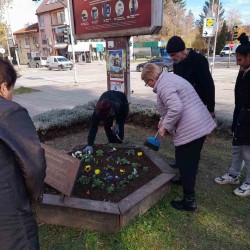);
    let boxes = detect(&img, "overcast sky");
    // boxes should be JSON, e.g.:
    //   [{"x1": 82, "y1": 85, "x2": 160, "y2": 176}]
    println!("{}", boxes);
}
[{"x1": 4, "y1": 0, "x2": 250, "y2": 32}]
